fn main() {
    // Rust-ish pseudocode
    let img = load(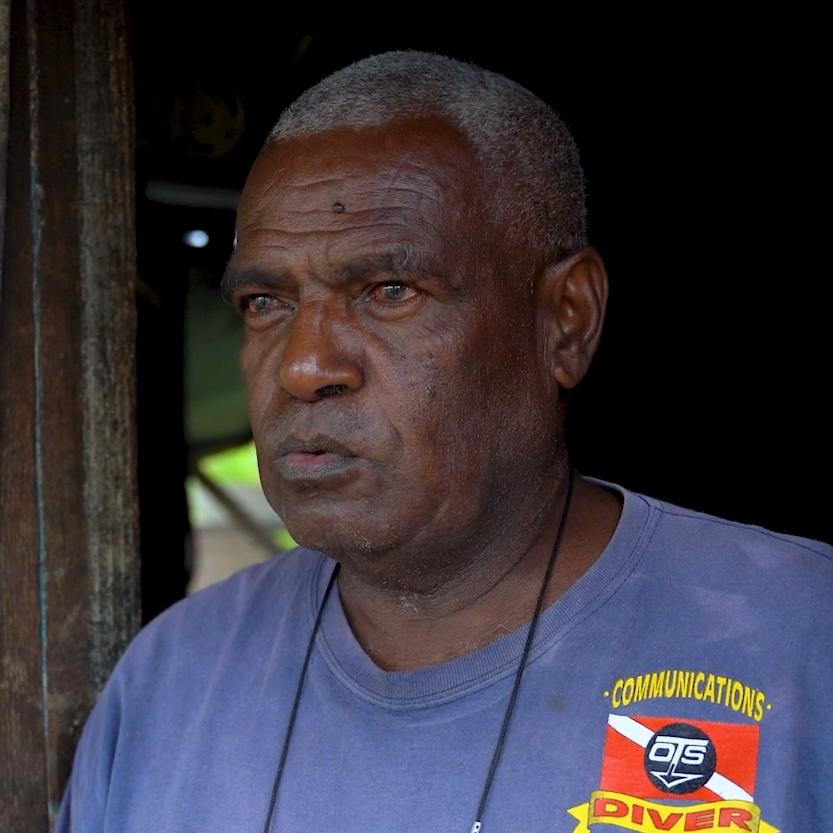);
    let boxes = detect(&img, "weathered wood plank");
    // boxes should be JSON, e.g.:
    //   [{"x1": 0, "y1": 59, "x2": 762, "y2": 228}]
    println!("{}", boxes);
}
[
  {"x1": 0, "y1": 0, "x2": 137, "y2": 828},
  {"x1": 74, "y1": 0, "x2": 139, "y2": 697},
  {"x1": 0, "y1": 1, "x2": 49, "y2": 826},
  {"x1": 0, "y1": 0, "x2": 10, "y2": 315}
]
